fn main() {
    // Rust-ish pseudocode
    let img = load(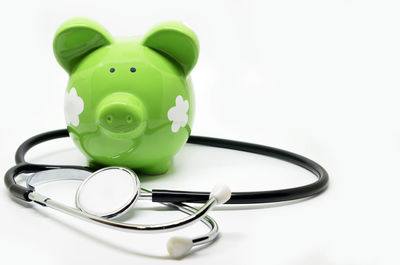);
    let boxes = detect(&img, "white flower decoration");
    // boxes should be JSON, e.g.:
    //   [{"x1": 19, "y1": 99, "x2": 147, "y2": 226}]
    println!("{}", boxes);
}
[
  {"x1": 167, "y1": 95, "x2": 189, "y2": 133},
  {"x1": 64, "y1": 87, "x2": 84, "y2": 127}
]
